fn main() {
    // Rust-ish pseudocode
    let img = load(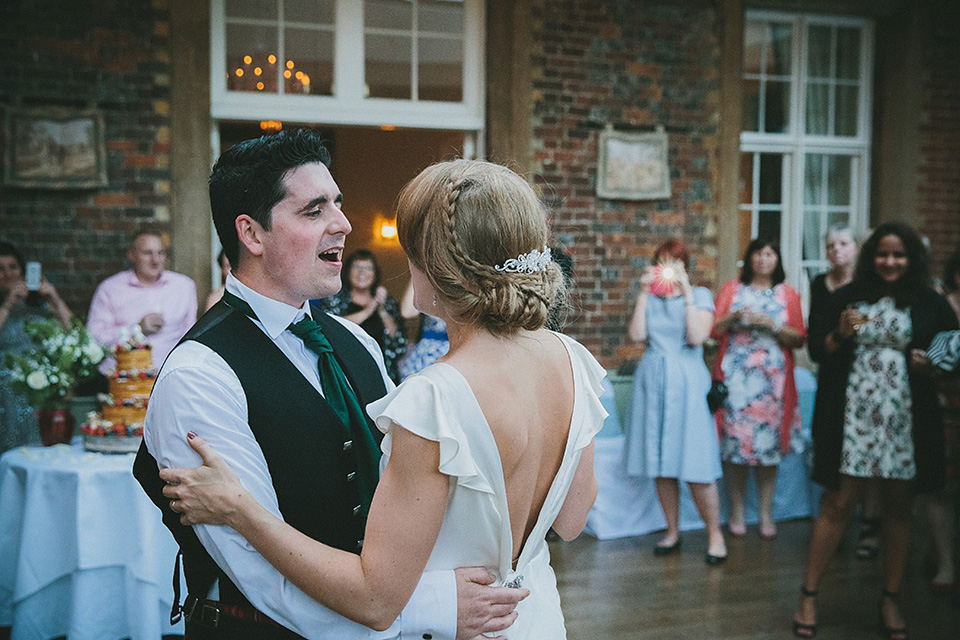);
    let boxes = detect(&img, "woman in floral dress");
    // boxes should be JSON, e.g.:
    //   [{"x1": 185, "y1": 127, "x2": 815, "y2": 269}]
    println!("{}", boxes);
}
[
  {"x1": 397, "y1": 278, "x2": 449, "y2": 380},
  {"x1": 792, "y1": 222, "x2": 958, "y2": 639},
  {"x1": 711, "y1": 238, "x2": 806, "y2": 540}
]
